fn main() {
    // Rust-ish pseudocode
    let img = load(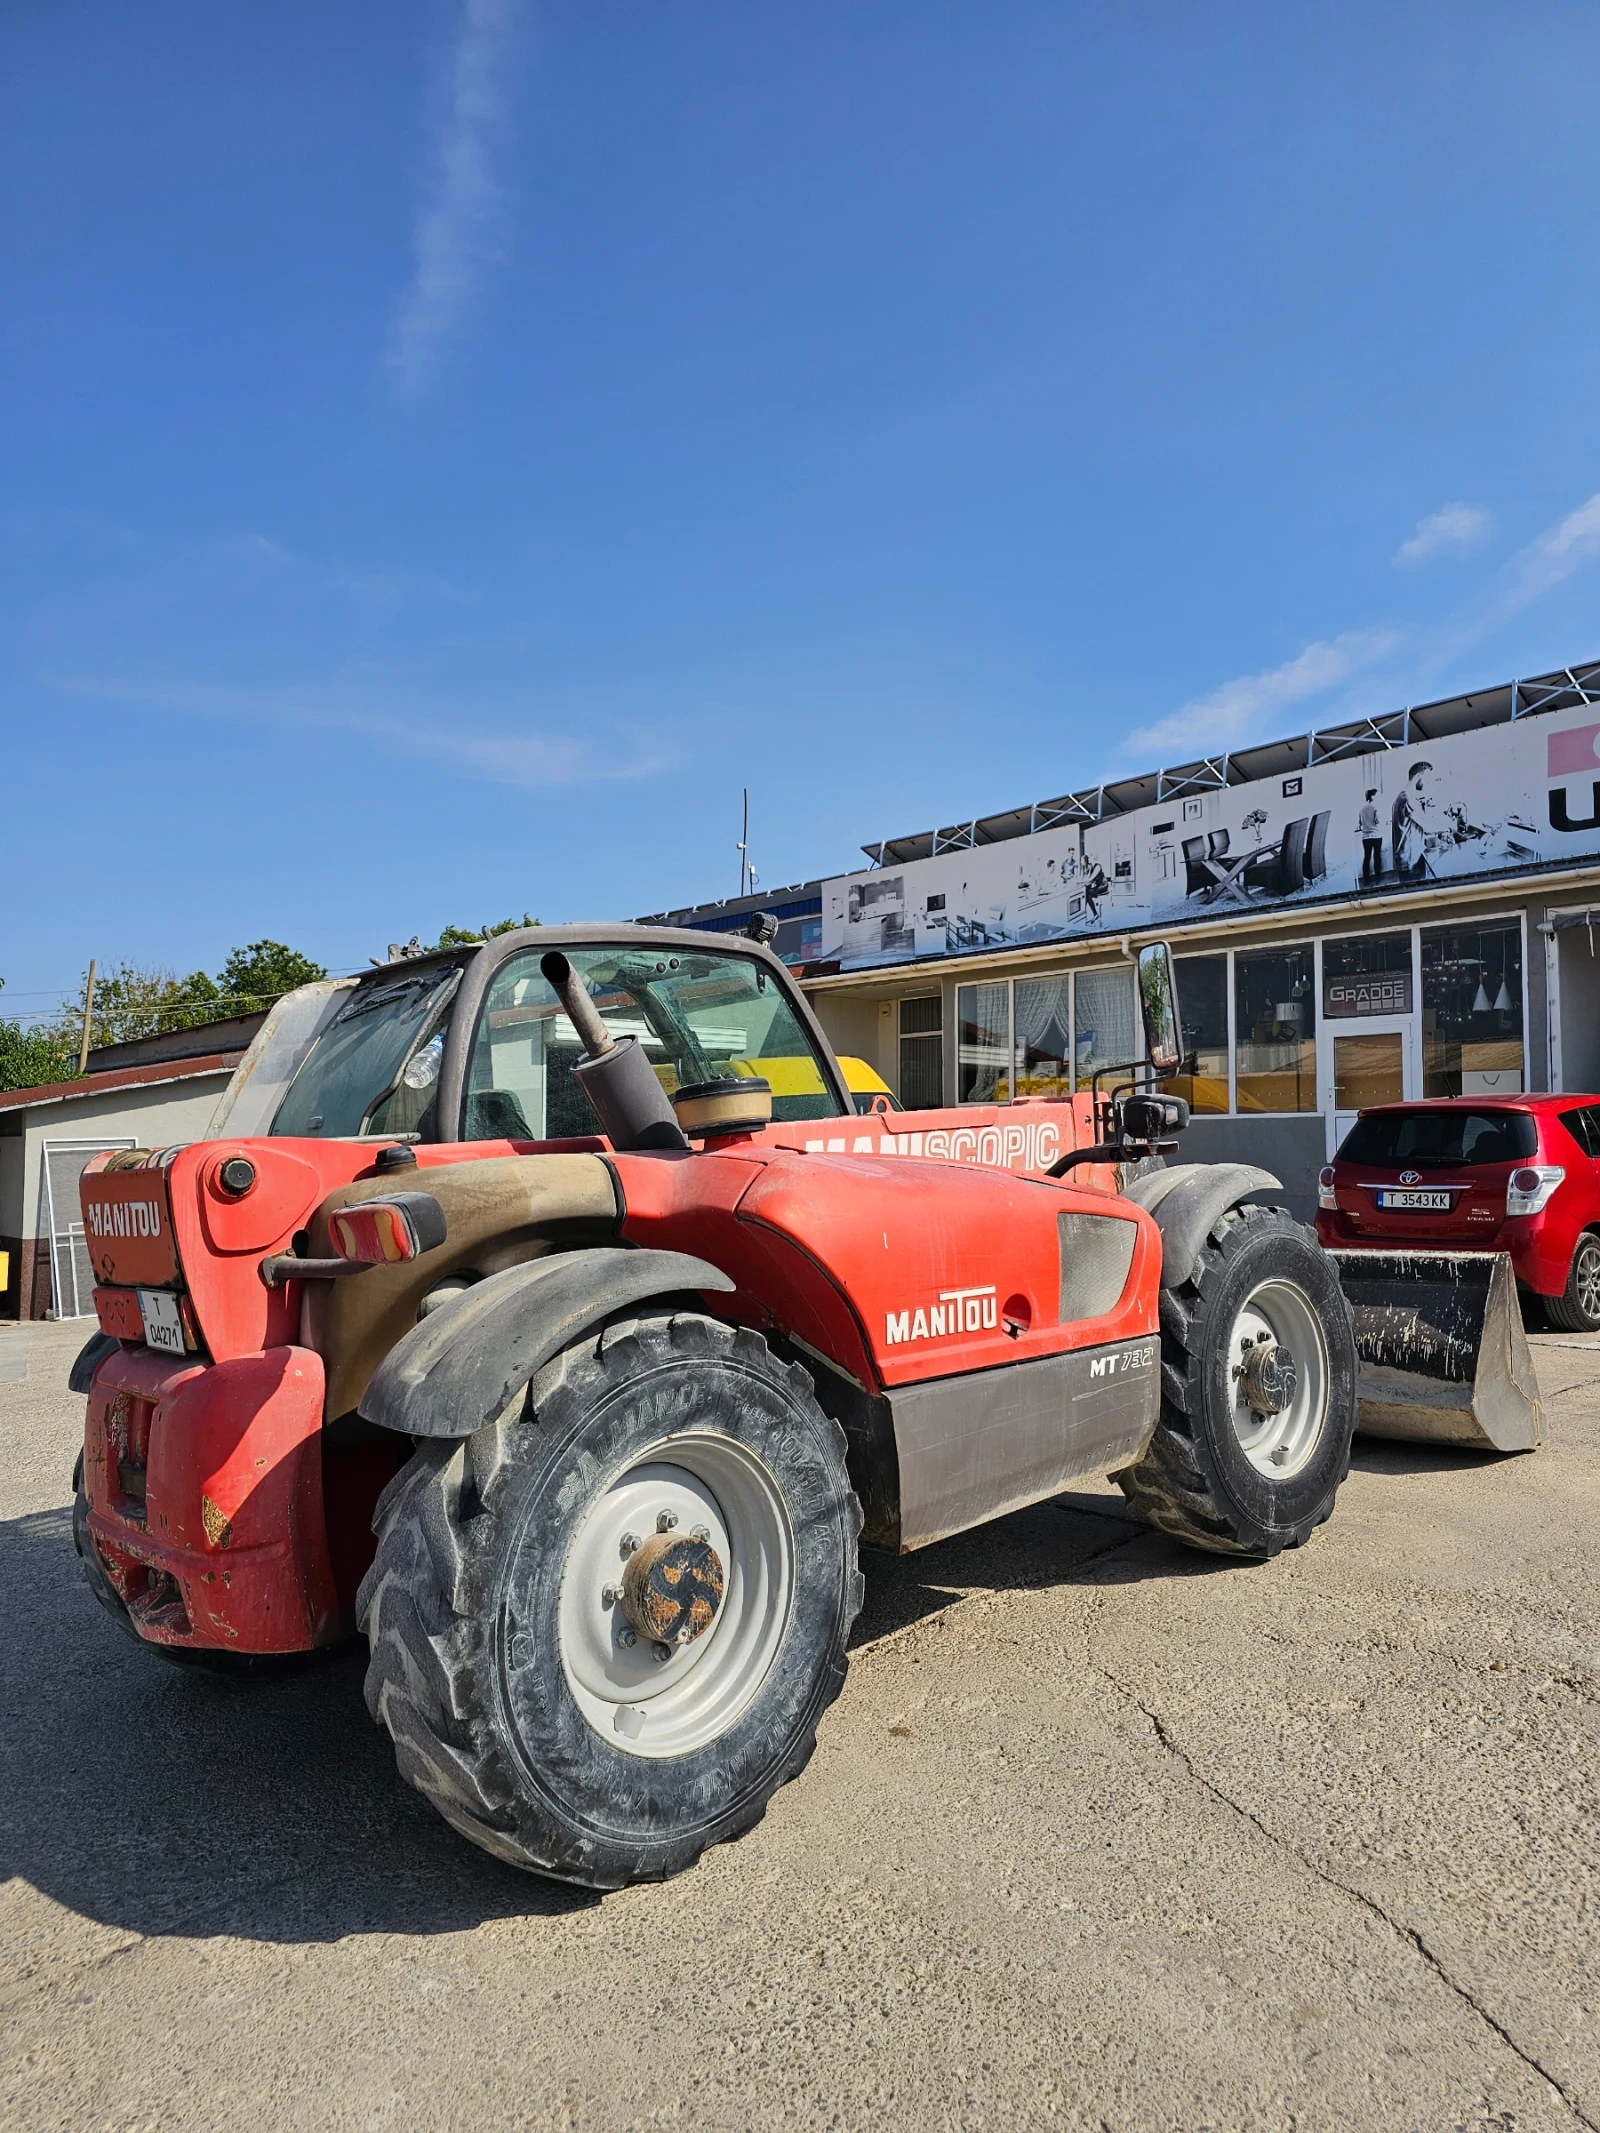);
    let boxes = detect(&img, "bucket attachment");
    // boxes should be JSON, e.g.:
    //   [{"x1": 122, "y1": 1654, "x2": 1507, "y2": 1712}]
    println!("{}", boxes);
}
[{"x1": 1329, "y1": 1249, "x2": 1541, "y2": 1453}]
